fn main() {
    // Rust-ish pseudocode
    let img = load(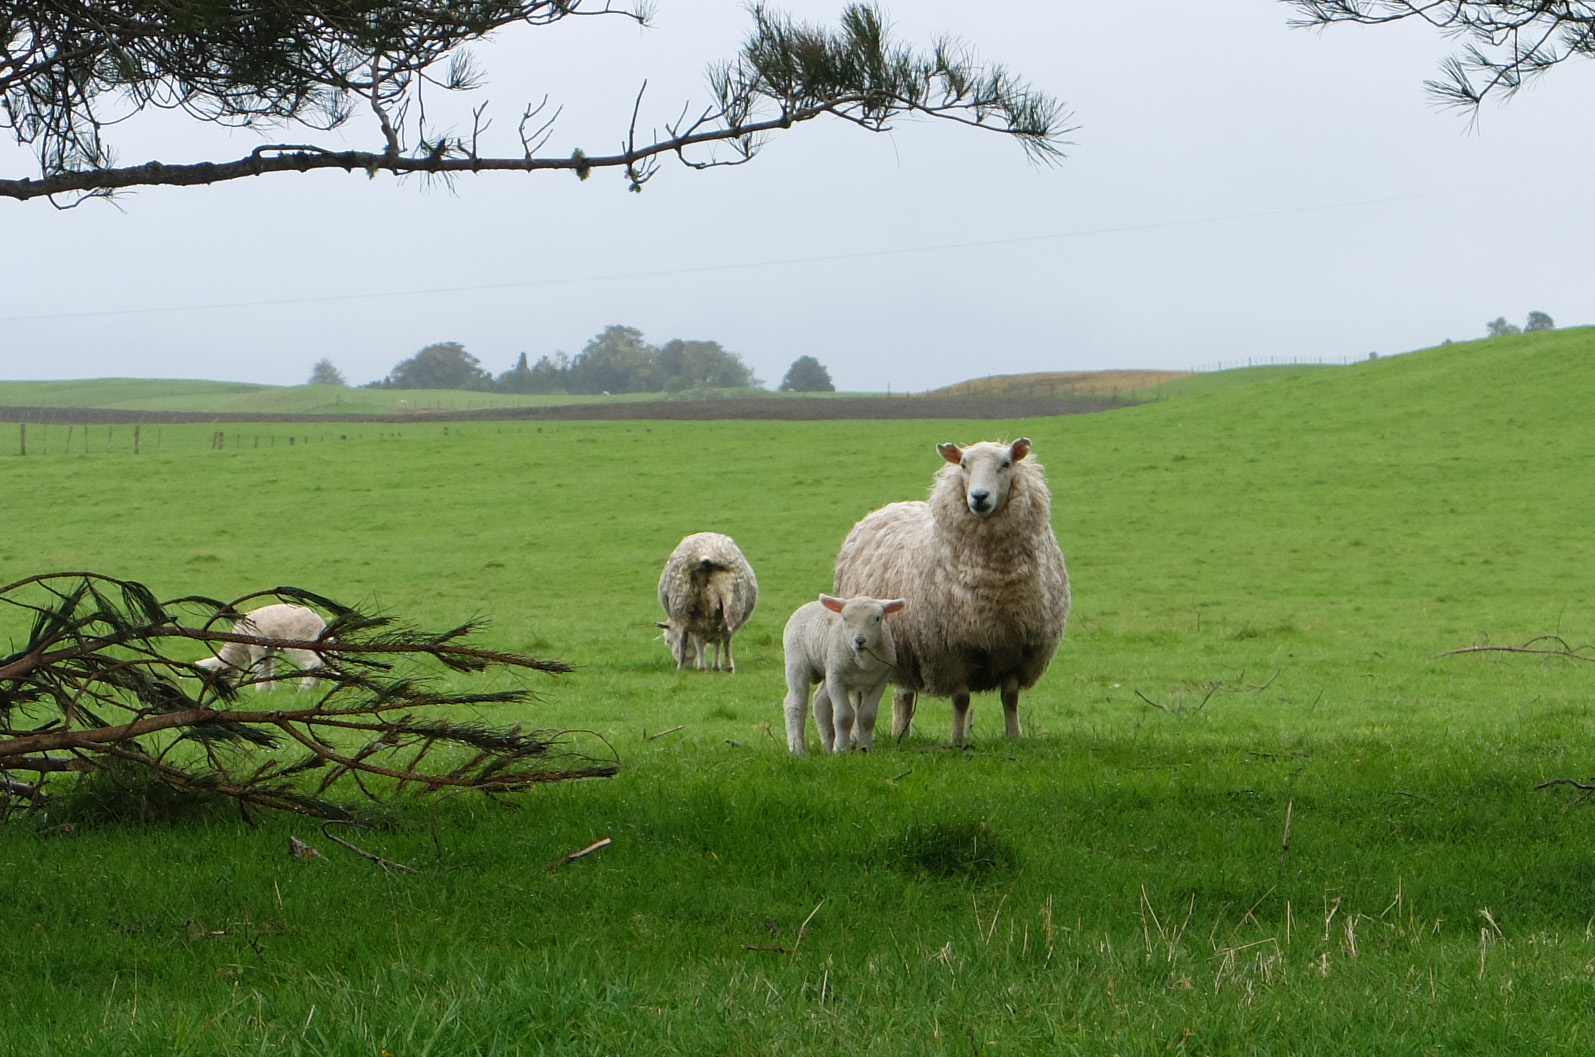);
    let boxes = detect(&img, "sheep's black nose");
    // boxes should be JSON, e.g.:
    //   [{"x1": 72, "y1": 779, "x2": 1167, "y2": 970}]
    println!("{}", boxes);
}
[
  {"x1": 854, "y1": 635, "x2": 868, "y2": 649},
  {"x1": 969, "y1": 489, "x2": 991, "y2": 510}
]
